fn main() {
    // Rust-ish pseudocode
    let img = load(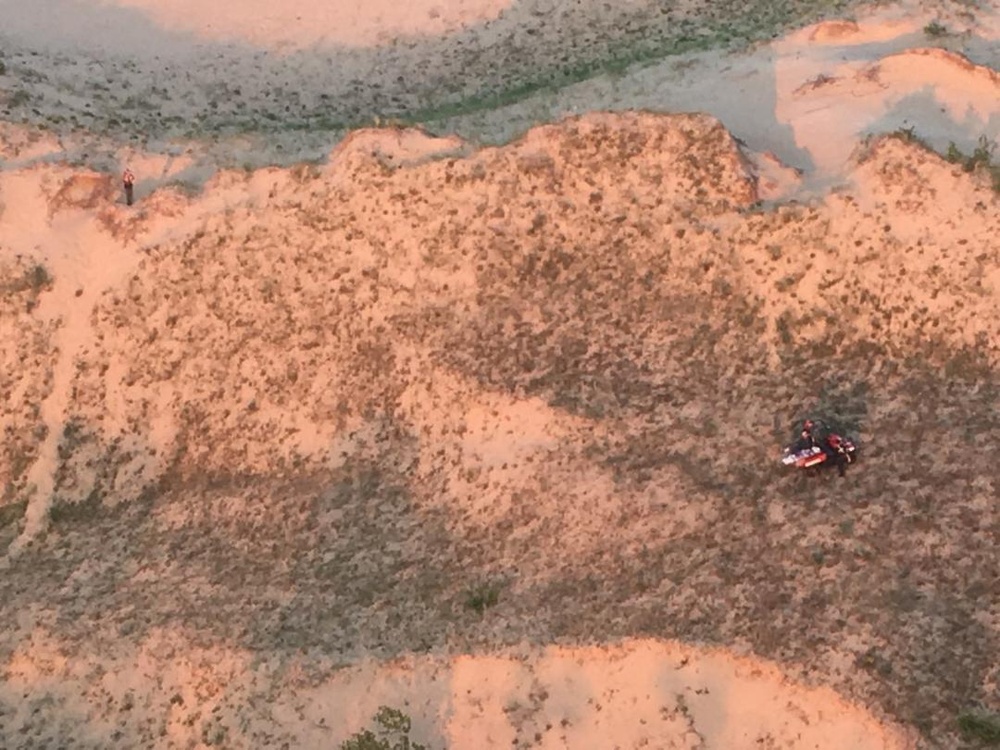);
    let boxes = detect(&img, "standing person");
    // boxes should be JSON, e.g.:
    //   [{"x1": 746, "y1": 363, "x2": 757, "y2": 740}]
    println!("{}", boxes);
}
[{"x1": 122, "y1": 167, "x2": 135, "y2": 206}]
